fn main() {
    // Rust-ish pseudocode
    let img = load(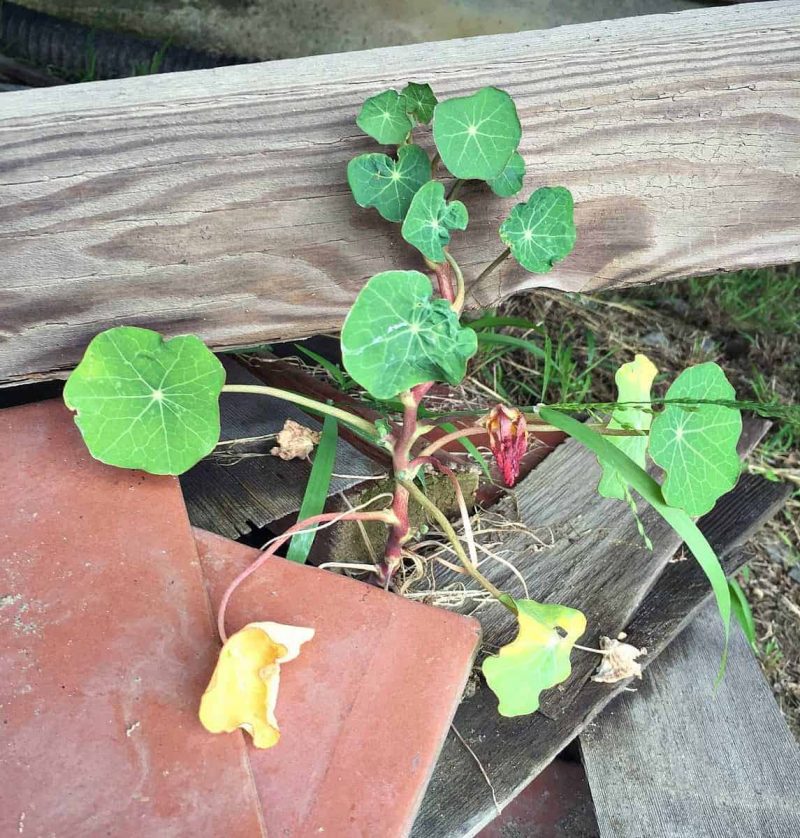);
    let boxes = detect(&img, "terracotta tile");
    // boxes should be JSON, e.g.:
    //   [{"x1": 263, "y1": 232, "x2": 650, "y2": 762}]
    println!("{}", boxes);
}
[
  {"x1": 194, "y1": 527, "x2": 482, "y2": 838},
  {"x1": 0, "y1": 401, "x2": 265, "y2": 837}
]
